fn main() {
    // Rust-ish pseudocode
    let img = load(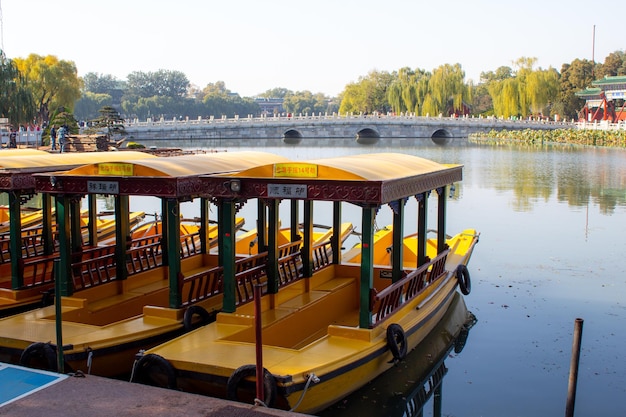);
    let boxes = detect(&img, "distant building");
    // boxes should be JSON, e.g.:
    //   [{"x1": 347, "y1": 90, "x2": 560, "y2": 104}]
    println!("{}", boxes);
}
[
  {"x1": 576, "y1": 75, "x2": 626, "y2": 122},
  {"x1": 255, "y1": 98, "x2": 284, "y2": 116}
]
